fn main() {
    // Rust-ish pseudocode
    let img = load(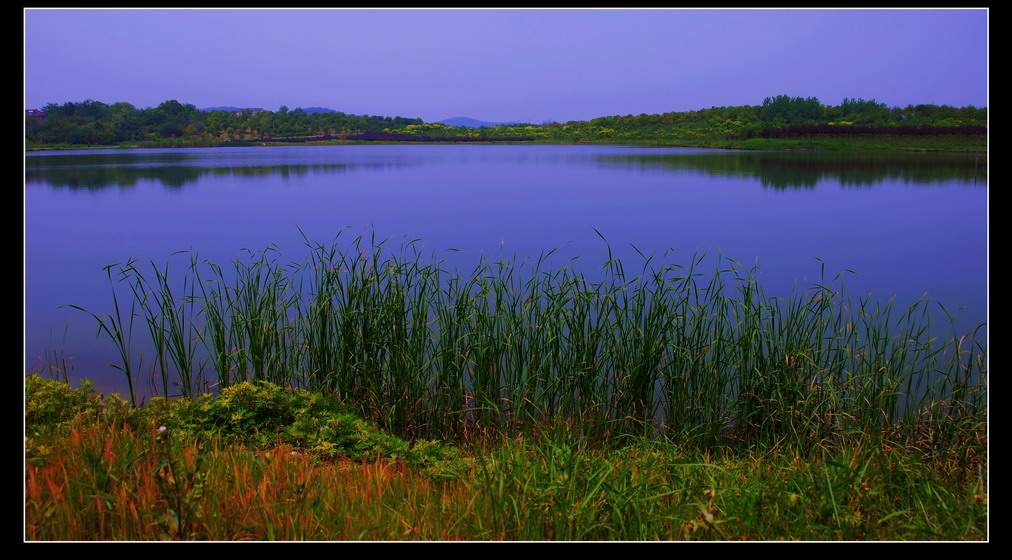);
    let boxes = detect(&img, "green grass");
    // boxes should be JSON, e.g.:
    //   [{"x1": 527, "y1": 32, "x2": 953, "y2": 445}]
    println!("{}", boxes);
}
[{"x1": 63, "y1": 232, "x2": 986, "y2": 454}]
